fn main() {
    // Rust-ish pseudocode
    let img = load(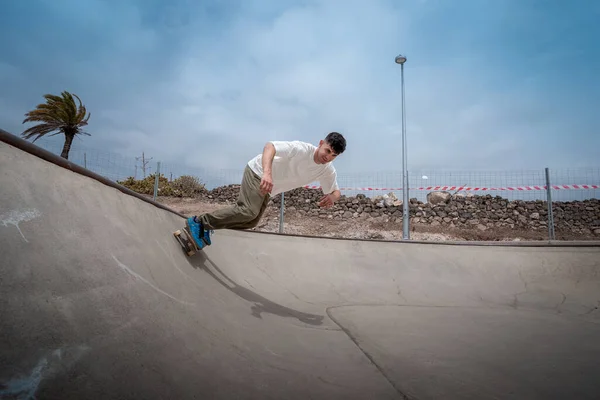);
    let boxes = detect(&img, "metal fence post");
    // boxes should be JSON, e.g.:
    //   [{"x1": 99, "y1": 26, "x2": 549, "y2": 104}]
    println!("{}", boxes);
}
[
  {"x1": 545, "y1": 167, "x2": 555, "y2": 240},
  {"x1": 404, "y1": 169, "x2": 410, "y2": 239},
  {"x1": 153, "y1": 161, "x2": 161, "y2": 201},
  {"x1": 279, "y1": 192, "x2": 285, "y2": 233}
]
